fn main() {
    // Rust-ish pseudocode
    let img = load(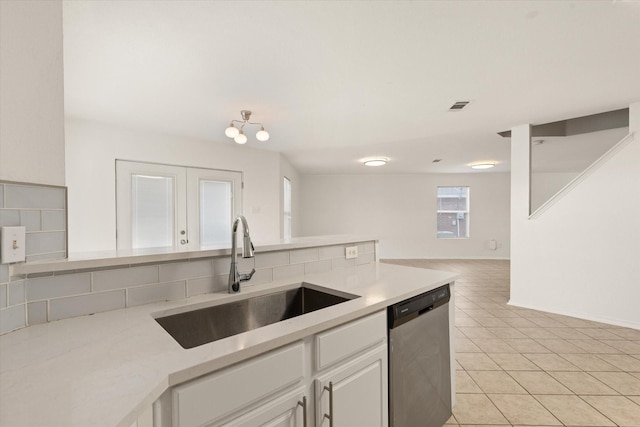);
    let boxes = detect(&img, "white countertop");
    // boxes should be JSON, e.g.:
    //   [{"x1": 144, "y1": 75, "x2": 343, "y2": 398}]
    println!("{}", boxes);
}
[
  {"x1": 0, "y1": 262, "x2": 457, "y2": 427},
  {"x1": 13, "y1": 235, "x2": 376, "y2": 275}
]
